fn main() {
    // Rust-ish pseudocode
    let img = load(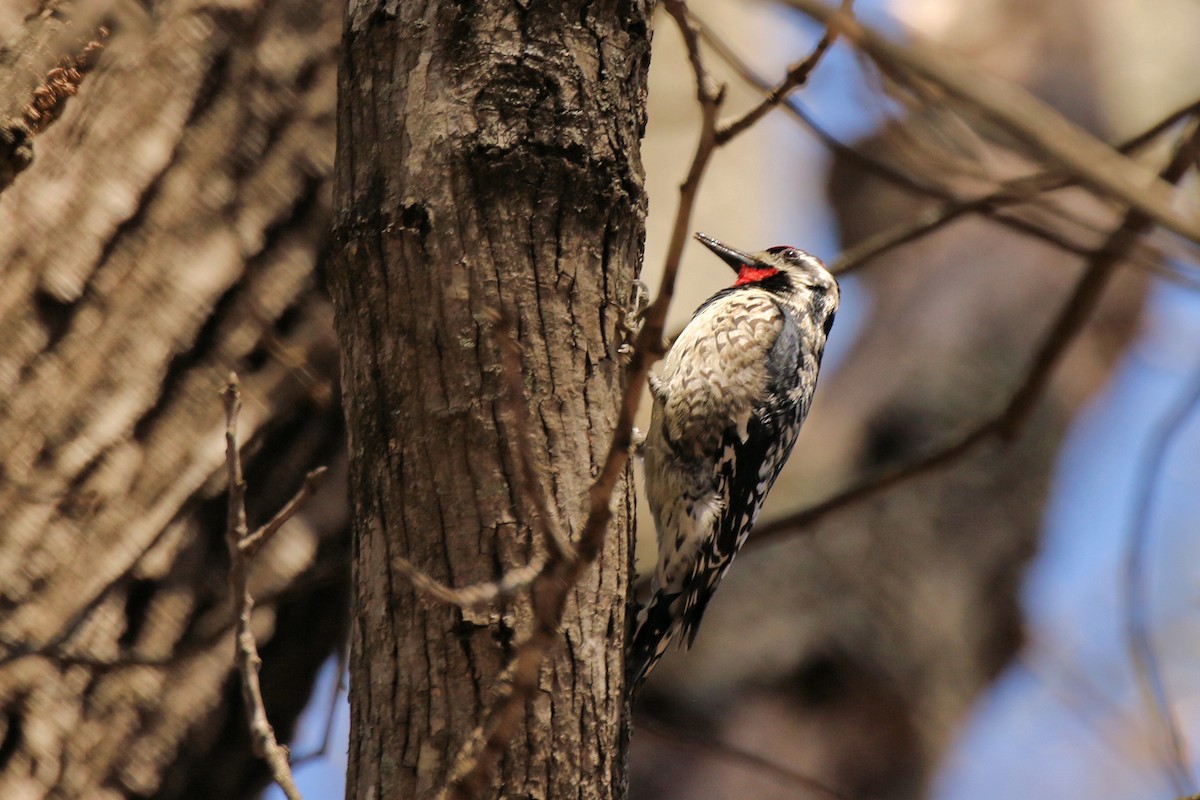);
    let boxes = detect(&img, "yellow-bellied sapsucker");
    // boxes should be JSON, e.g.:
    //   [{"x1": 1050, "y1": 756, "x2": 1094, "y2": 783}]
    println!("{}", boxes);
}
[{"x1": 628, "y1": 232, "x2": 839, "y2": 691}]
